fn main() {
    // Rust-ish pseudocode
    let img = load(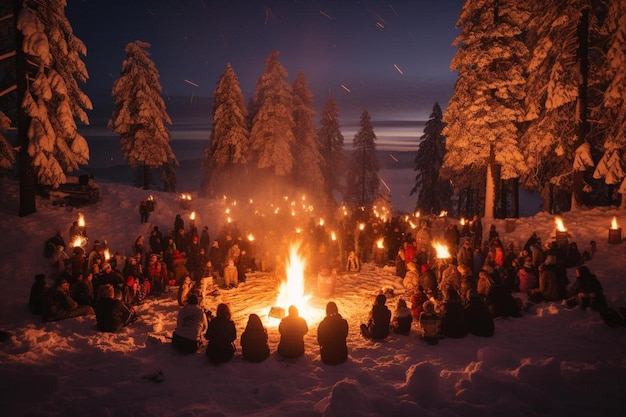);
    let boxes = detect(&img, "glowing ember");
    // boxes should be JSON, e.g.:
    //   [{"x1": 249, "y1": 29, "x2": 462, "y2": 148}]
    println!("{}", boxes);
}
[
  {"x1": 247, "y1": 233, "x2": 255, "y2": 242},
  {"x1": 104, "y1": 248, "x2": 110, "y2": 261},
  {"x1": 359, "y1": 223, "x2": 365, "y2": 231},
  {"x1": 433, "y1": 241, "x2": 451, "y2": 259},
  {"x1": 611, "y1": 216, "x2": 619, "y2": 229},
  {"x1": 376, "y1": 238, "x2": 384, "y2": 249},
  {"x1": 409, "y1": 220, "x2": 417, "y2": 229},
  {"x1": 415, "y1": 211, "x2": 420, "y2": 218},
  {"x1": 77, "y1": 213, "x2": 85, "y2": 228},
  {"x1": 555, "y1": 217, "x2": 566, "y2": 232},
  {"x1": 460, "y1": 218, "x2": 466, "y2": 226},
  {"x1": 271, "y1": 244, "x2": 318, "y2": 324},
  {"x1": 319, "y1": 218, "x2": 325, "y2": 227}
]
